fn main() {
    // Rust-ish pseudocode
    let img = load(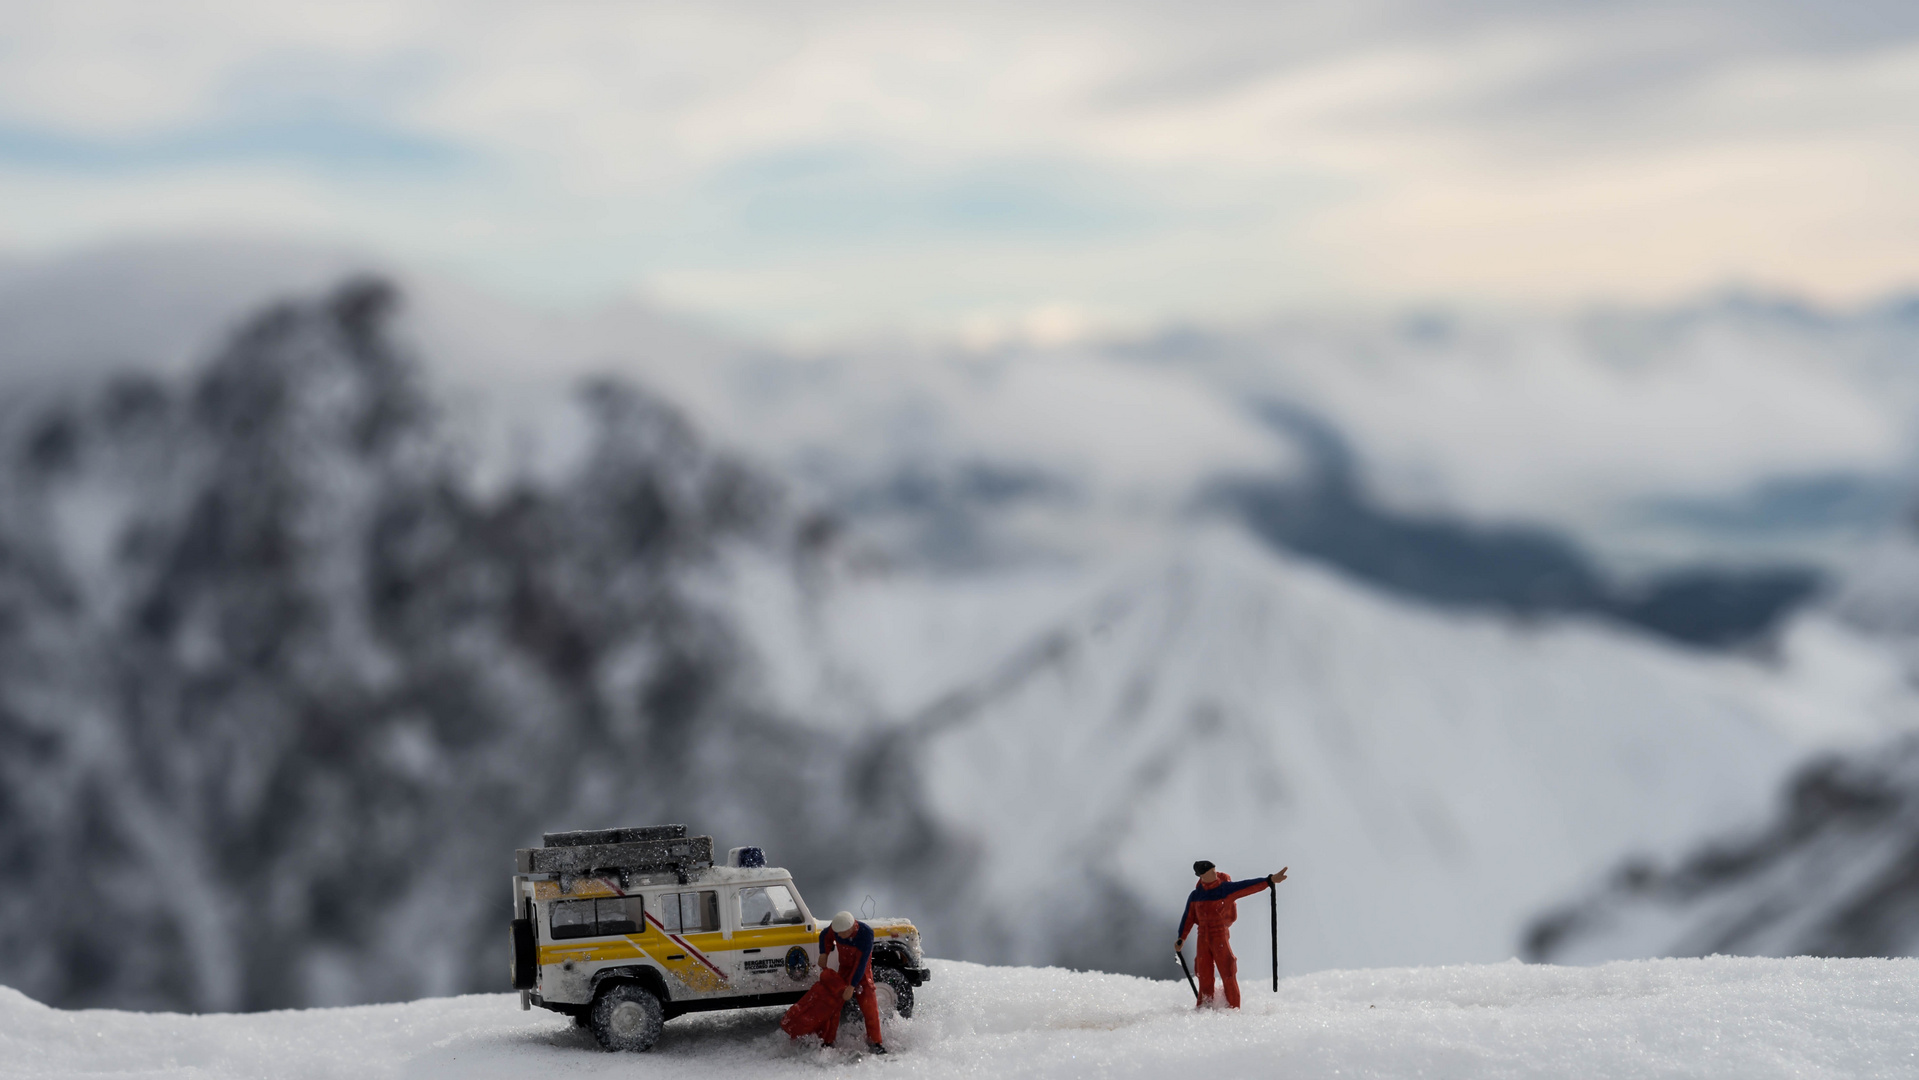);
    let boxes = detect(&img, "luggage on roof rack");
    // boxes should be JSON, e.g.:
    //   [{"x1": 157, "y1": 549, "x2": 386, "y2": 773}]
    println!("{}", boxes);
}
[
  {"x1": 514, "y1": 825, "x2": 713, "y2": 881},
  {"x1": 542, "y1": 824, "x2": 687, "y2": 848}
]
